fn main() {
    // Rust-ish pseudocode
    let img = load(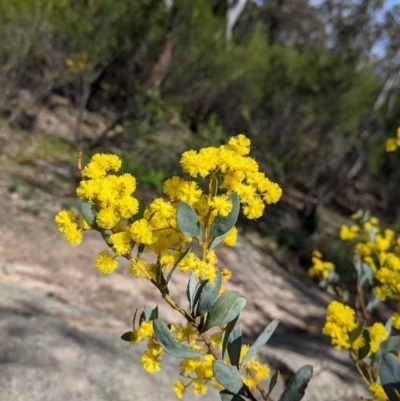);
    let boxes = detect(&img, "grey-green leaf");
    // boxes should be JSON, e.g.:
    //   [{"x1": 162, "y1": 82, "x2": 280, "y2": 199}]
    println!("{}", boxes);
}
[
  {"x1": 267, "y1": 370, "x2": 280, "y2": 398},
  {"x1": 81, "y1": 200, "x2": 97, "y2": 227},
  {"x1": 176, "y1": 202, "x2": 202, "y2": 242},
  {"x1": 153, "y1": 319, "x2": 203, "y2": 359},
  {"x1": 213, "y1": 360, "x2": 244, "y2": 394},
  {"x1": 278, "y1": 365, "x2": 313, "y2": 401},
  {"x1": 209, "y1": 192, "x2": 239, "y2": 239},
  {"x1": 219, "y1": 390, "x2": 246, "y2": 401},
  {"x1": 241, "y1": 319, "x2": 280, "y2": 368},
  {"x1": 380, "y1": 353, "x2": 400, "y2": 401},
  {"x1": 222, "y1": 316, "x2": 240, "y2": 359},
  {"x1": 196, "y1": 271, "x2": 222, "y2": 317},
  {"x1": 373, "y1": 336, "x2": 400, "y2": 363},
  {"x1": 187, "y1": 274, "x2": 197, "y2": 312},
  {"x1": 358, "y1": 330, "x2": 371, "y2": 360},
  {"x1": 166, "y1": 246, "x2": 192, "y2": 284},
  {"x1": 227, "y1": 321, "x2": 242, "y2": 368},
  {"x1": 201, "y1": 291, "x2": 239, "y2": 333},
  {"x1": 220, "y1": 297, "x2": 246, "y2": 326},
  {"x1": 140, "y1": 305, "x2": 159, "y2": 323}
]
